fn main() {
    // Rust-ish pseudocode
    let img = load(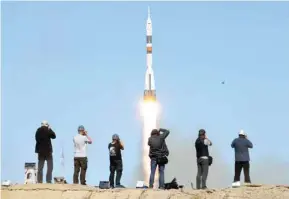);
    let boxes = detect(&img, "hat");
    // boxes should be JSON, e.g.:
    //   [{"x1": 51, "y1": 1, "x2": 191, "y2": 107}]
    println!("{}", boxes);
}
[
  {"x1": 41, "y1": 120, "x2": 49, "y2": 127},
  {"x1": 198, "y1": 129, "x2": 206, "y2": 136},
  {"x1": 78, "y1": 125, "x2": 85, "y2": 131},
  {"x1": 239, "y1": 129, "x2": 246, "y2": 136},
  {"x1": 112, "y1": 134, "x2": 120, "y2": 140}
]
